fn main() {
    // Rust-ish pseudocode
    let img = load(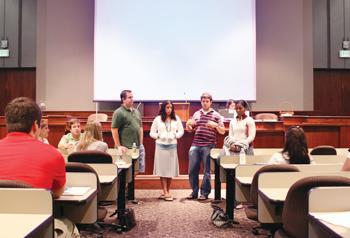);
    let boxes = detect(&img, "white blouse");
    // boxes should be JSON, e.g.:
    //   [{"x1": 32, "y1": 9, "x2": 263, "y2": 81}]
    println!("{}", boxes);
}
[
  {"x1": 150, "y1": 115, "x2": 184, "y2": 145},
  {"x1": 227, "y1": 116, "x2": 256, "y2": 149},
  {"x1": 268, "y1": 152, "x2": 315, "y2": 164}
]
